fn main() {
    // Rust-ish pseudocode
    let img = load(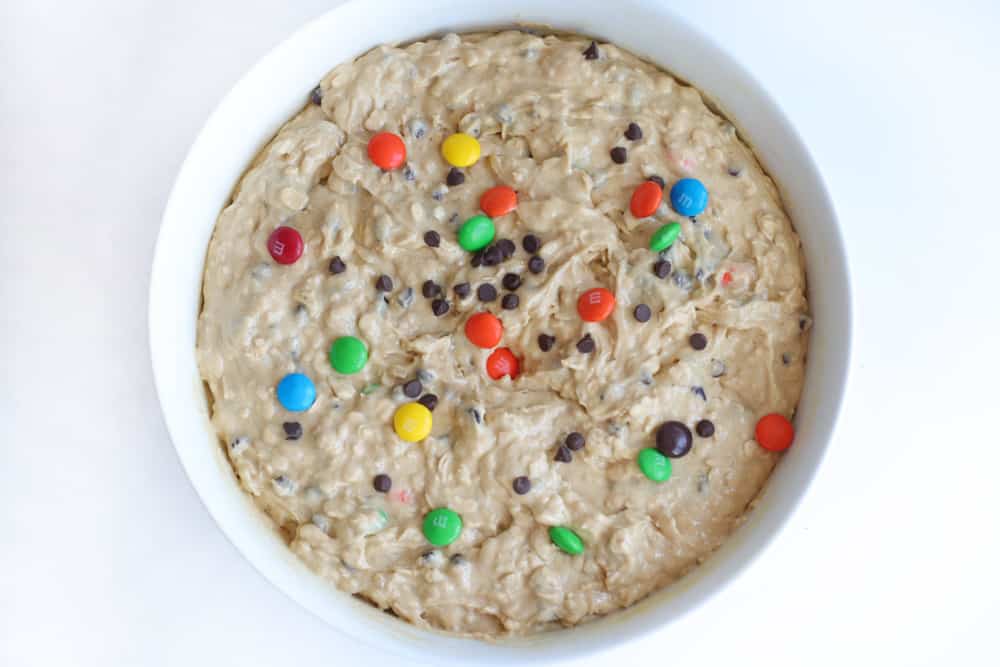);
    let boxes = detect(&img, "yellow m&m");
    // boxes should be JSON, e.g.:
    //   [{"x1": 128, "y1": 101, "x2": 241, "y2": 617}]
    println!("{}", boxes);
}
[
  {"x1": 441, "y1": 132, "x2": 481, "y2": 168},
  {"x1": 393, "y1": 402, "x2": 432, "y2": 442}
]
